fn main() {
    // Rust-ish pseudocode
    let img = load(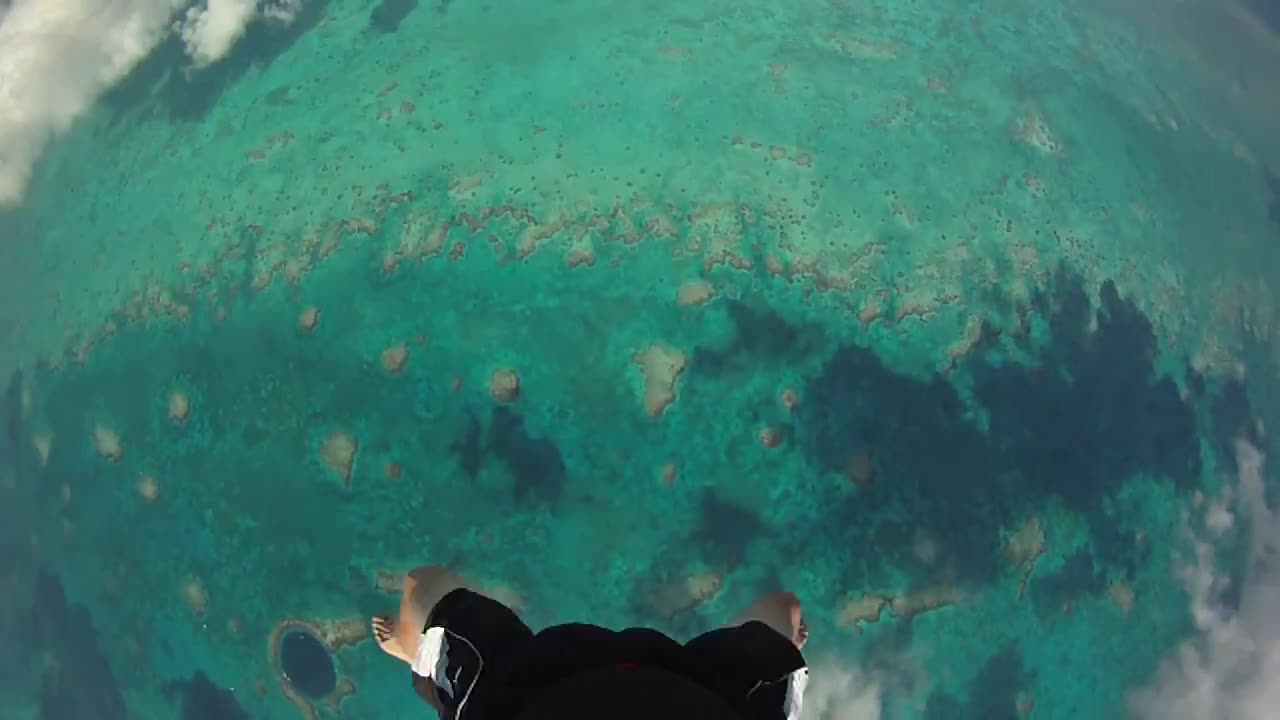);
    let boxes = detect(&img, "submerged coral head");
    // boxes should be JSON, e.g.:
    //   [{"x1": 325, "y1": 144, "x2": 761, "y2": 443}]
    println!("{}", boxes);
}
[
  {"x1": 169, "y1": 390, "x2": 191, "y2": 424},
  {"x1": 321, "y1": 430, "x2": 358, "y2": 487}
]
